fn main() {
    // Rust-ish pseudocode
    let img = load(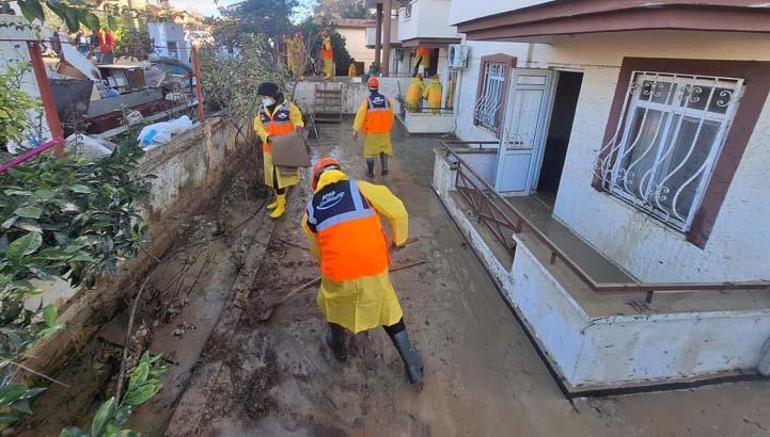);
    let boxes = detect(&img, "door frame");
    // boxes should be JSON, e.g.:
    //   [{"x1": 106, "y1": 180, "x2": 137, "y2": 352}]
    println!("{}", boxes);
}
[{"x1": 493, "y1": 68, "x2": 559, "y2": 195}]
